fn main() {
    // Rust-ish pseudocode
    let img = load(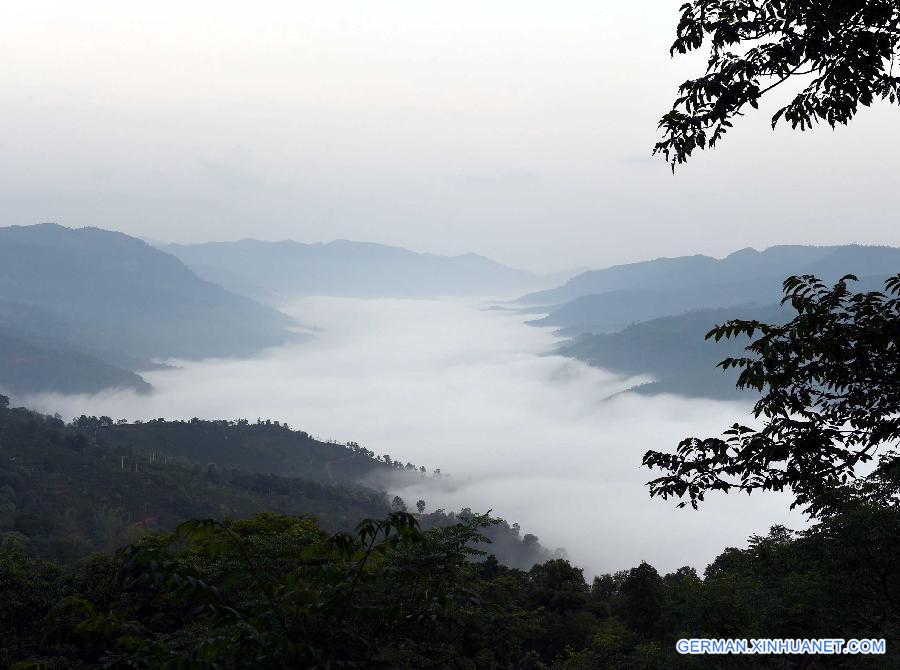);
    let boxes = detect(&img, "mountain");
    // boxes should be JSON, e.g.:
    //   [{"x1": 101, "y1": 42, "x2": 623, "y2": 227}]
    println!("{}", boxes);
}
[
  {"x1": 525, "y1": 245, "x2": 900, "y2": 334},
  {"x1": 0, "y1": 398, "x2": 554, "y2": 573},
  {"x1": 517, "y1": 245, "x2": 899, "y2": 307},
  {"x1": 528, "y1": 284, "x2": 760, "y2": 334},
  {"x1": 0, "y1": 298, "x2": 149, "y2": 396},
  {"x1": 161, "y1": 239, "x2": 542, "y2": 301},
  {"x1": 0, "y1": 224, "x2": 300, "y2": 396},
  {"x1": 0, "y1": 328, "x2": 150, "y2": 396},
  {"x1": 0, "y1": 401, "x2": 393, "y2": 562},
  {"x1": 556, "y1": 304, "x2": 793, "y2": 399},
  {"x1": 541, "y1": 244, "x2": 900, "y2": 398}
]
